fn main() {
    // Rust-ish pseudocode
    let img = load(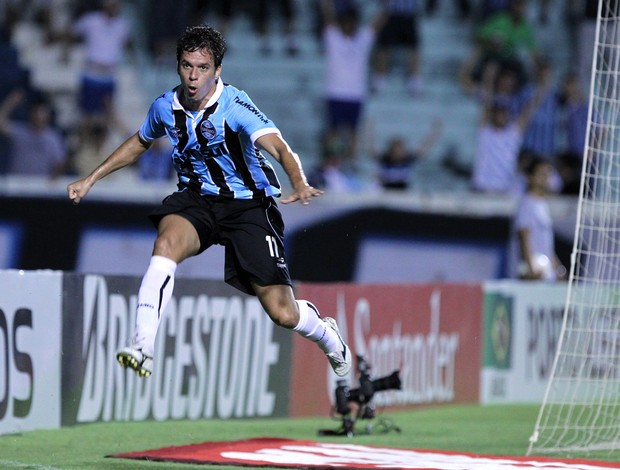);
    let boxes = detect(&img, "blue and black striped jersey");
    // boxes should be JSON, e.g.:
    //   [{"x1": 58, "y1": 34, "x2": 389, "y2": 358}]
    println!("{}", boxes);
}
[{"x1": 139, "y1": 79, "x2": 282, "y2": 199}]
